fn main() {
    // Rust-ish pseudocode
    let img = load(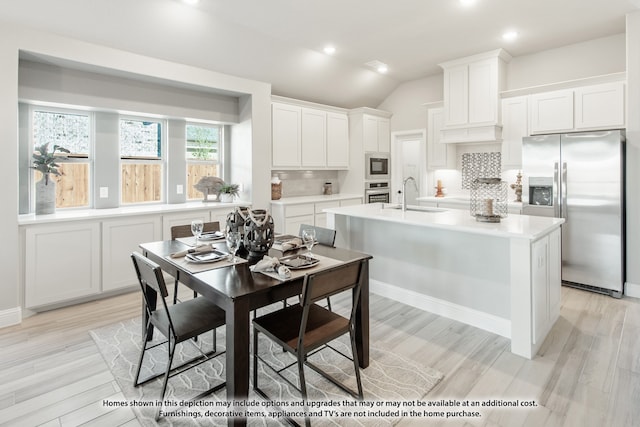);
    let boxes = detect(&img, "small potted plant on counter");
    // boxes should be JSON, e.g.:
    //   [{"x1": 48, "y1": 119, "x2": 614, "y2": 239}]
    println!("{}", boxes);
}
[
  {"x1": 31, "y1": 143, "x2": 70, "y2": 214},
  {"x1": 218, "y1": 183, "x2": 240, "y2": 202}
]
